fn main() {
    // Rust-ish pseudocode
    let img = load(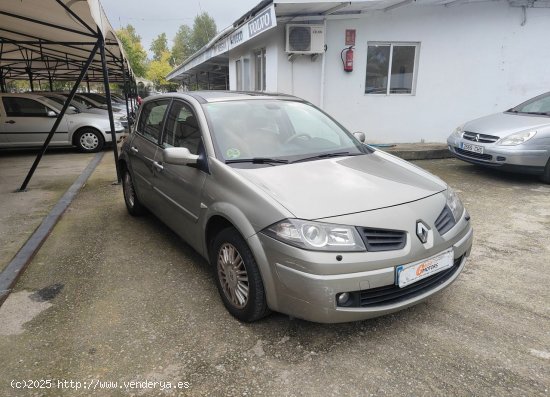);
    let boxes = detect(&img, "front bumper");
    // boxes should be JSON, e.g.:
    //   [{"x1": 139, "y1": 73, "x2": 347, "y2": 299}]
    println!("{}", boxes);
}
[
  {"x1": 447, "y1": 137, "x2": 549, "y2": 174},
  {"x1": 104, "y1": 129, "x2": 128, "y2": 143},
  {"x1": 249, "y1": 196, "x2": 473, "y2": 323}
]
